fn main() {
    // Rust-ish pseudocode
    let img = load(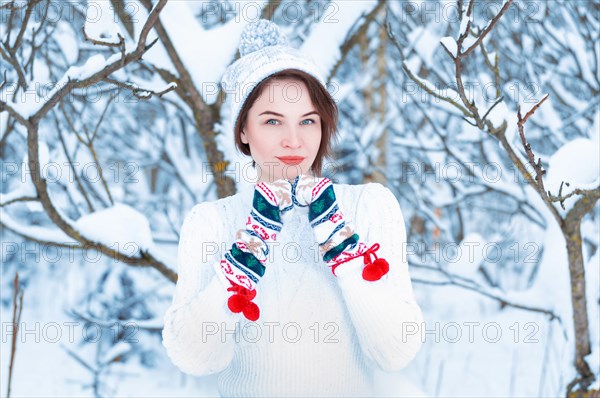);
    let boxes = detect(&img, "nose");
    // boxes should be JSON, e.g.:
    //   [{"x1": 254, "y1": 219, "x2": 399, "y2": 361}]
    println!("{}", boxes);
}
[{"x1": 282, "y1": 125, "x2": 301, "y2": 149}]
